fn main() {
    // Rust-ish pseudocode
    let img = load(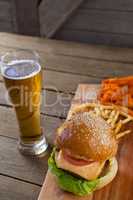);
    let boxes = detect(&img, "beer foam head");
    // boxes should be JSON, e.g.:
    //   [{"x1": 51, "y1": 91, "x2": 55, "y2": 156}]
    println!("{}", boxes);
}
[{"x1": 2, "y1": 60, "x2": 41, "y2": 80}]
